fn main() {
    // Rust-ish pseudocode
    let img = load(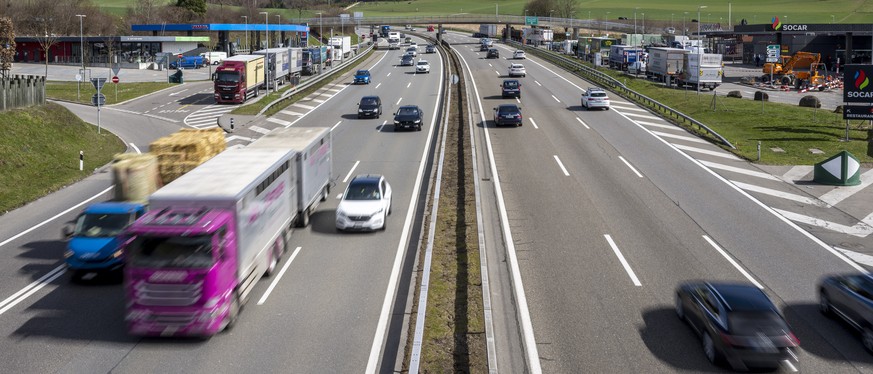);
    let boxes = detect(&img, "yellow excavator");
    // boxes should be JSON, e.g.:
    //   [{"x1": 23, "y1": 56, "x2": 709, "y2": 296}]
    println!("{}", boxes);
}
[{"x1": 762, "y1": 51, "x2": 827, "y2": 88}]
